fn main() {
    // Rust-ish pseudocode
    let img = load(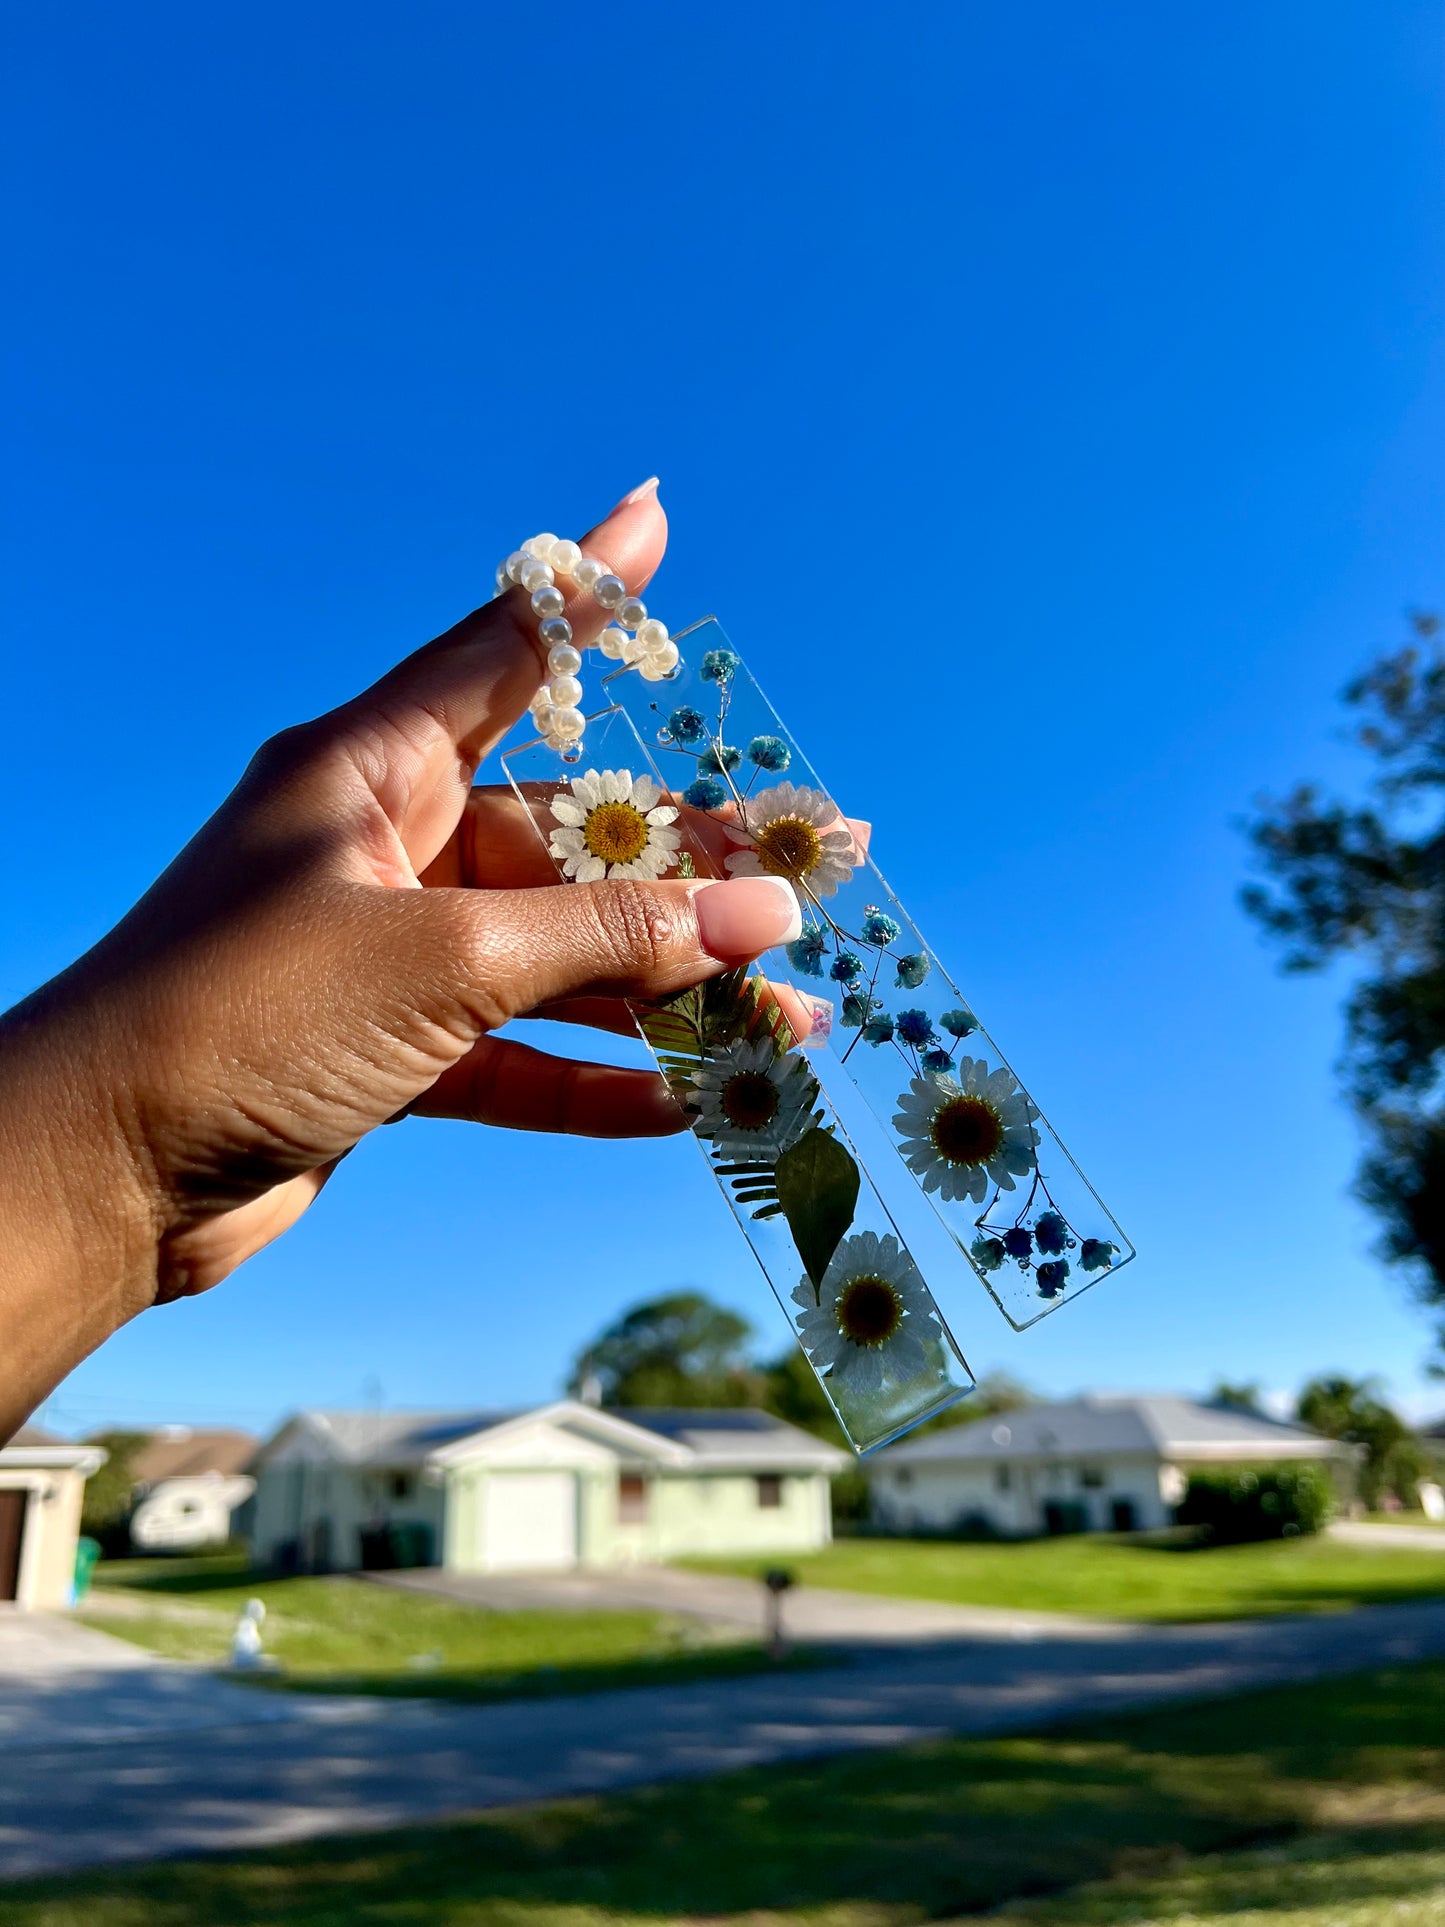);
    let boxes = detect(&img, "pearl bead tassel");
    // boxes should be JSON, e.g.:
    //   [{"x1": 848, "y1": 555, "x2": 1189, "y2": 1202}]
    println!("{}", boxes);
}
[{"x1": 493, "y1": 523, "x2": 678, "y2": 754}]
